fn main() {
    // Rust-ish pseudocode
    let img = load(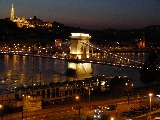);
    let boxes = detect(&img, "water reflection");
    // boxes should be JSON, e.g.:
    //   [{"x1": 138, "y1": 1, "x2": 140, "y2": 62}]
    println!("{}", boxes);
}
[{"x1": 0, "y1": 52, "x2": 147, "y2": 89}]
